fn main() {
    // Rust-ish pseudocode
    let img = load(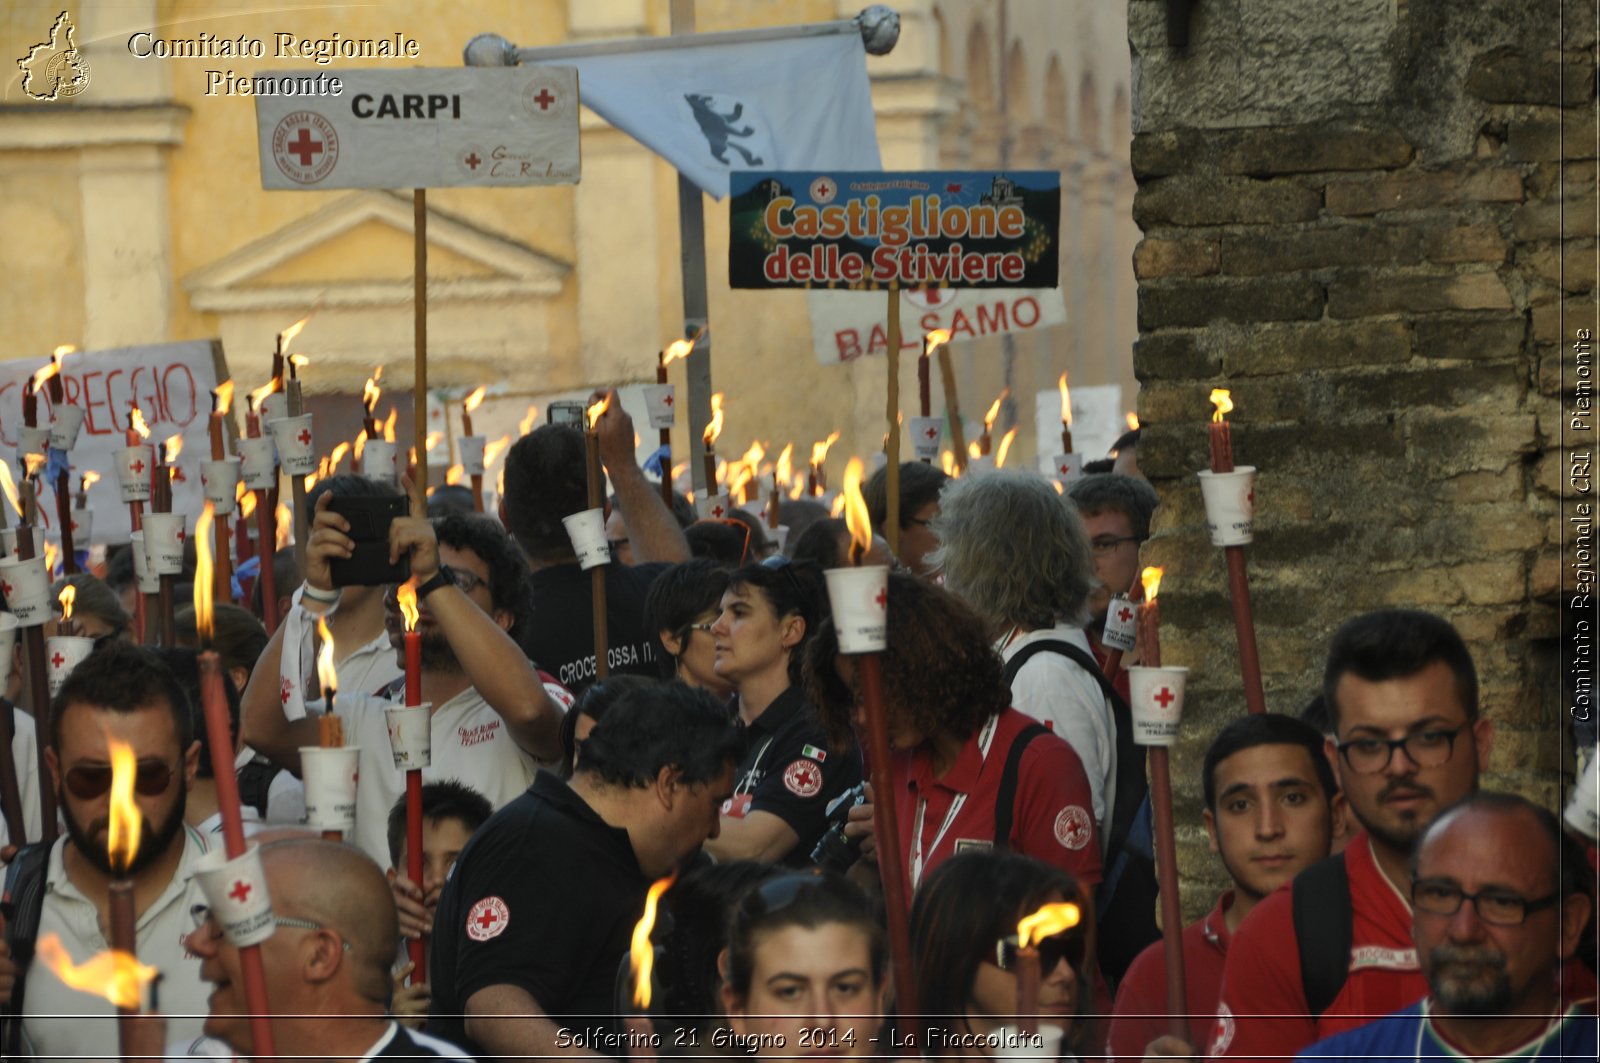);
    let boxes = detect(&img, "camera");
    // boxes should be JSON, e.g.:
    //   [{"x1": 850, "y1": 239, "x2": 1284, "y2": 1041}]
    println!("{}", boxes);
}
[{"x1": 810, "y1": 782, "x2": 868, "y2": 871}]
